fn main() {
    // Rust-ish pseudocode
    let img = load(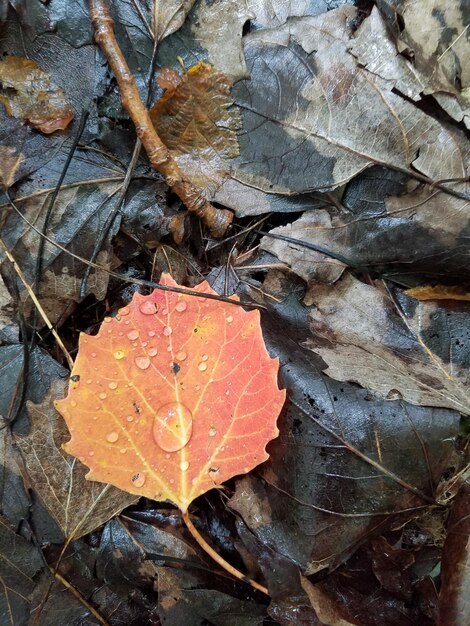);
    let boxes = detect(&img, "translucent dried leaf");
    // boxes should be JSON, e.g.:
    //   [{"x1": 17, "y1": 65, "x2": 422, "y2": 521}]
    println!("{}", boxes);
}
[
  {"x1": 150, "y1": 62, "x2": 241, "y2": 190},
  {"x1": 0, "y1": 56, "x2": 73, "y2": 133},
  {"x1": 0, "y1": 145, "x2": 24, "y2": 189},
  {"x1": 56, "y1": 275, "x2": 284, "y2": 513}
]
